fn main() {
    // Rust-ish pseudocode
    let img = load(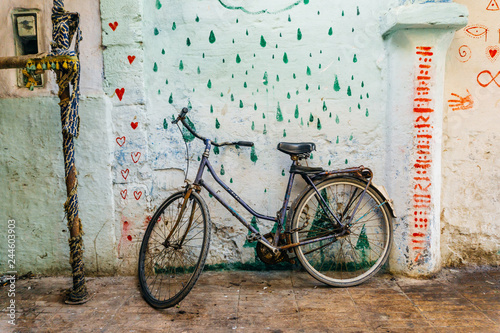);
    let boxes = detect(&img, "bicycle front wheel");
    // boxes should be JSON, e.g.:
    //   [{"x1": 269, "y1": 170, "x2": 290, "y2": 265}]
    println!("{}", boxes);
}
[
  {"x1": 138, "y1": 190, "x2": 211, "y2": 308},
  {"x1": 291, "y1": 177, "x2": 392, "y2": 287}
]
